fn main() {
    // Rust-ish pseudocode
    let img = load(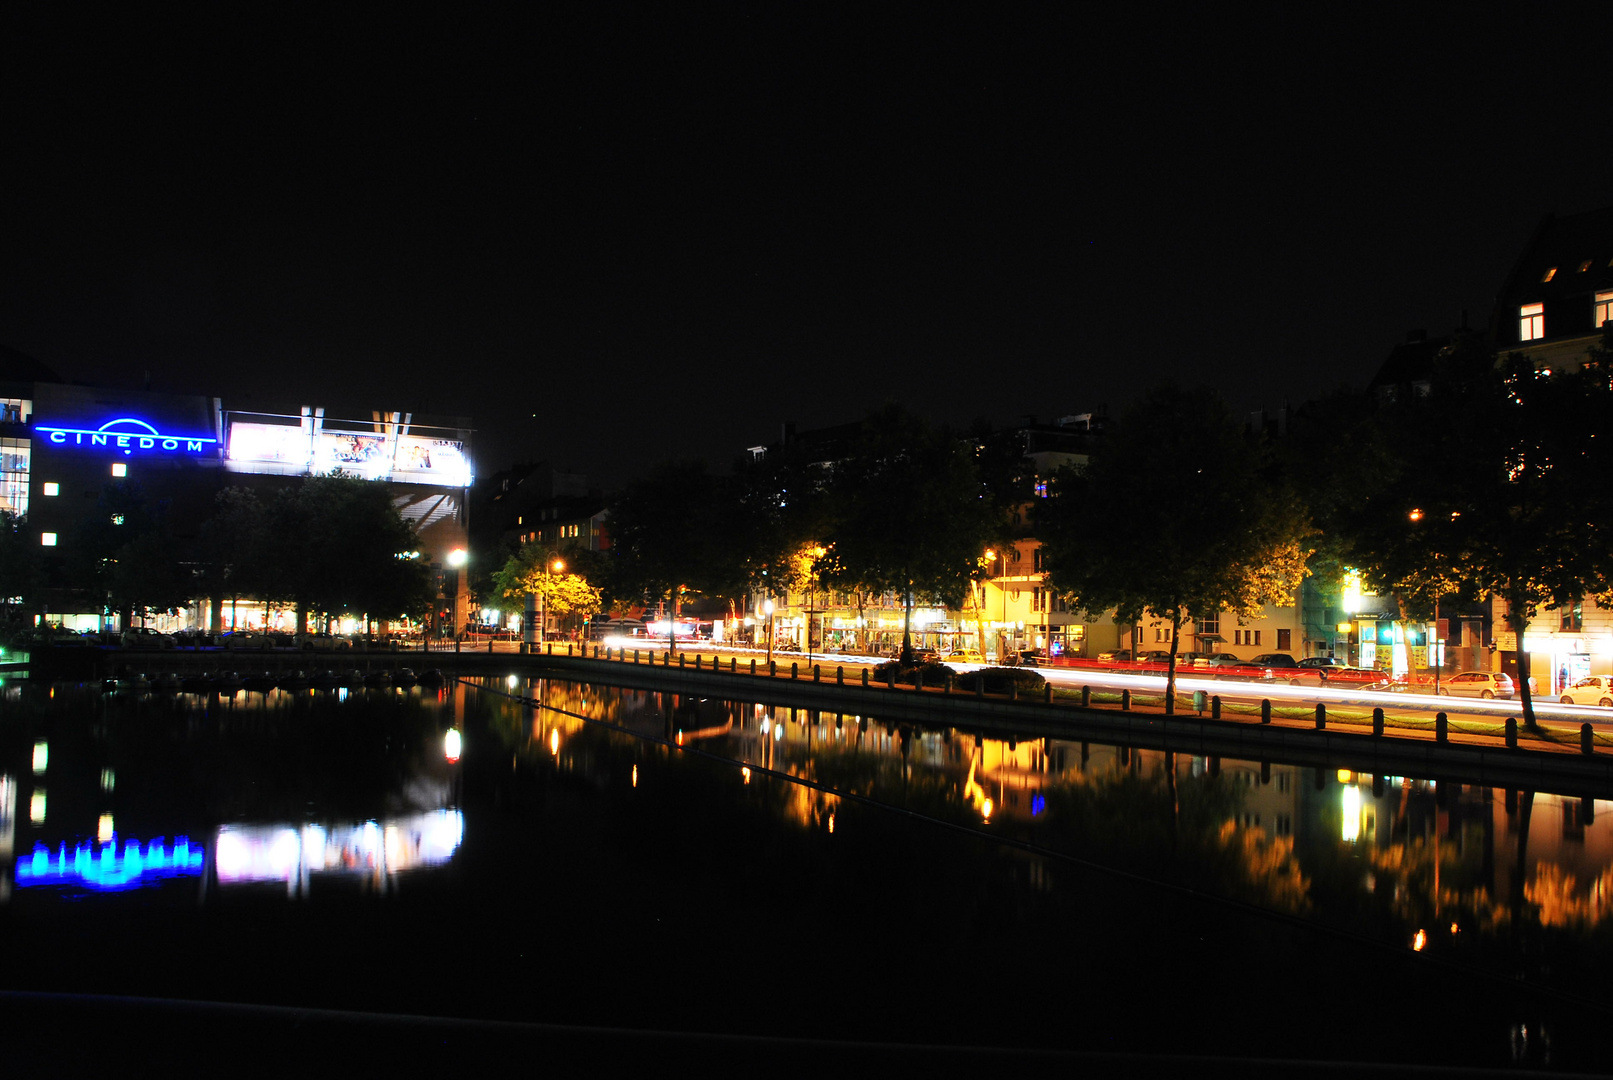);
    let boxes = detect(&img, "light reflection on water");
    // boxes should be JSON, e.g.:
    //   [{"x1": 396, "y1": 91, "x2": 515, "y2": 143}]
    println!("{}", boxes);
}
[
  {"x1": 492, "y1": 673, "x2": 1613, "y2": 1002},
  {"x1": 6, "y1": 674, "x2": 1613, "y2": 1066}
]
